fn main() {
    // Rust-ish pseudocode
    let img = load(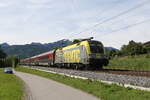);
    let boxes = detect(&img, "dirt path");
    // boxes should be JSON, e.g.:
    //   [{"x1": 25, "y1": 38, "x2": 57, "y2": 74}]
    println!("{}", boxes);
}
[{"x1": 15, "y1": 71, "x2": 99, "y2": 100}]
